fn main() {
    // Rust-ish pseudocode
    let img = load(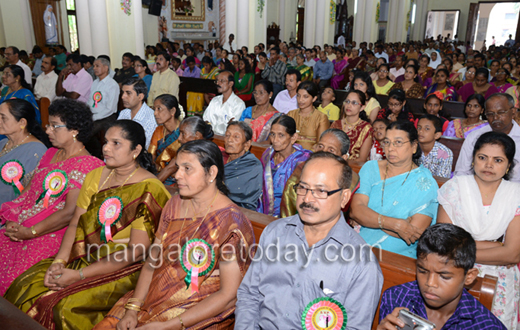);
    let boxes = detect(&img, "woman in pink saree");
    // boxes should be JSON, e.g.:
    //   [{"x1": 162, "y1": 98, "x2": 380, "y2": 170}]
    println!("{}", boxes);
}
[
  {"x1": 331, "y1": 49, "x2": 348, "y2": 89},
  {"x1": 0, "y1": 99, "x2": 103, "y2": 295}
]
